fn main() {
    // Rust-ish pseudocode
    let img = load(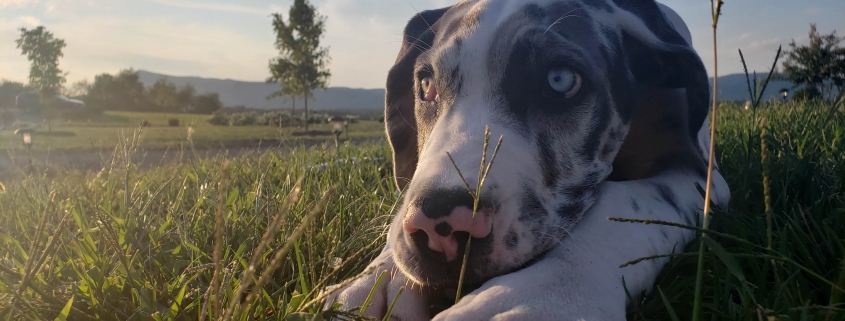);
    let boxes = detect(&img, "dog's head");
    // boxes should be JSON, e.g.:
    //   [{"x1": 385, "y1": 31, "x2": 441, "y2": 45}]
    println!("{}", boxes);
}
[{"x1": 384, "y1": 0, "x2": 710, "y2": 289}]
